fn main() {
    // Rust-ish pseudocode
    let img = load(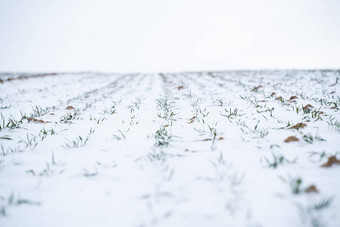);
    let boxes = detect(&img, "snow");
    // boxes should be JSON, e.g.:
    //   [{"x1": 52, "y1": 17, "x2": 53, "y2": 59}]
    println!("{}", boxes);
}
[{"x1": 0, "y1": 70, "x2": 339, "y2": 226}]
